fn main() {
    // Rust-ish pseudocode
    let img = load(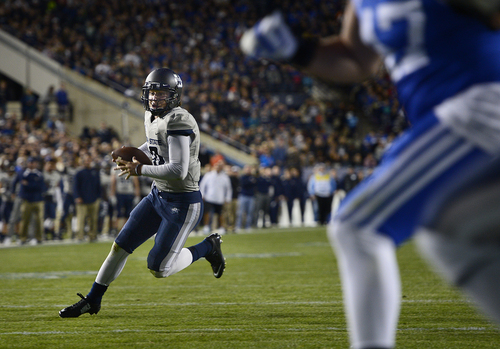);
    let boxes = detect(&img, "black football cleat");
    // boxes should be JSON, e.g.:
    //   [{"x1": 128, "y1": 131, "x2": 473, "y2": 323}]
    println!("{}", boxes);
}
[
  {"x1": 205, "y1": 233, "x2": 226, "y2": 278},
  {"x1": 59, "y1": 293, "x2": 101, "y2": 318}
]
